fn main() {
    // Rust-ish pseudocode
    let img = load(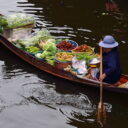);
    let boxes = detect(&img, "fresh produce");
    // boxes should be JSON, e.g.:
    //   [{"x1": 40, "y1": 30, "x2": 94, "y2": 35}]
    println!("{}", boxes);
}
[
  {"x1": 40, "y1": 51, "x2": 53, "y2": 58},
  {"x1": 43, "y1": 42, "x2": 56, "y2": 52},
  {"x1": 38, "y1": 40, "x2": 47, "y2": 48},
  {"x1": 46, "y1": 59, "x2": 55, "y2": 65},
  {"x1": 0, "y1": 16, "x2": 8, "y2": 33},
  {"x1": 73, "y1": 44, "x2": 94, "y2": 53},
  {"x1": 17, "y1": 29, "x2": 54, "y2": 47},
  {"x1": 56, "y1": 52, "x2": 74, "y2": 62},
  {"x1": 73, "y1": 52, "x2": 98, "y2": 65},
  {"x1": 26, "y1": 46, "x2": 40, "y2": 53},
  {"x1": 38, "y1": 42, "x2": 57, "y2": 65},
  {"x1": 38, "y1": 39, "x2": 56, "y2": 49},
  {"x1": 46, "y1": 39, "x2": 56, "y2": 44},
  {"x1": 6, "y1": 13, "x2": 35, "y2": 28},
  {"x1": 40, "y1": 51, "x2": 56, "y2": 66},
  {"x1": 56, "y1": 40, "x2": 75, "y2": 51}
]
